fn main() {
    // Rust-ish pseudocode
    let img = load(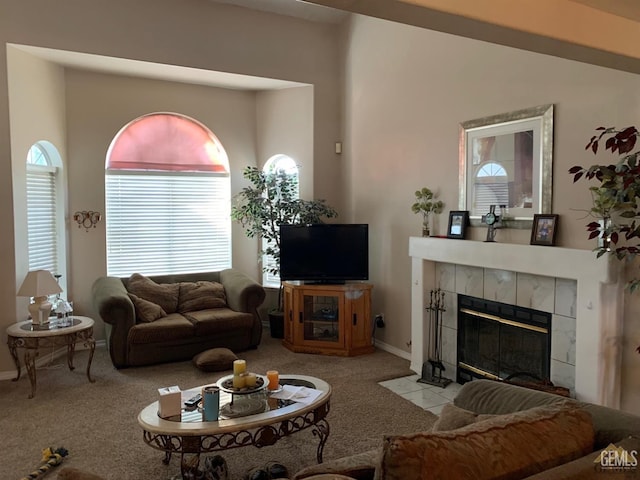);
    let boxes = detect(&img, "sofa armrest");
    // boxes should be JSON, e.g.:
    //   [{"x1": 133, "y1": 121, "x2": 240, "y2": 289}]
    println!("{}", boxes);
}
[
  {"x1": 453, "y1": 379, "x2": 577, "y2": 415},
  {"x1": 219, "y1": 268, "x2": 266, "y2": 314},
  {"x1": 219, "y1": 268, "x2": 266, "y2": 347},
  {"x1": 91, "y1": 276, "x2": 135, "y2": 368}
]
